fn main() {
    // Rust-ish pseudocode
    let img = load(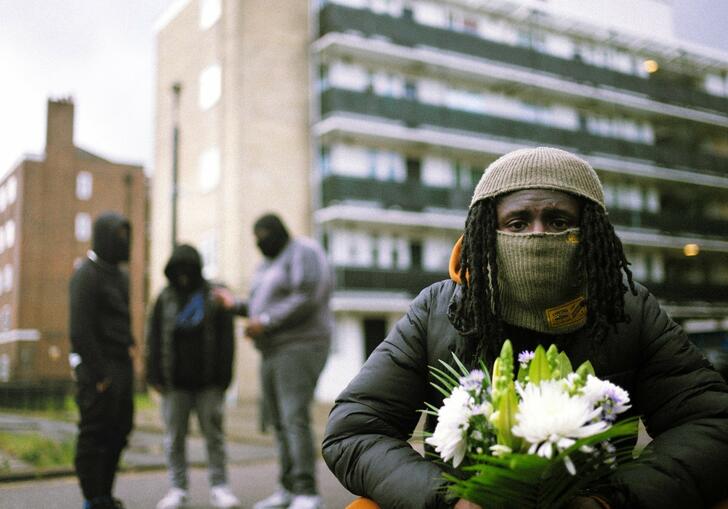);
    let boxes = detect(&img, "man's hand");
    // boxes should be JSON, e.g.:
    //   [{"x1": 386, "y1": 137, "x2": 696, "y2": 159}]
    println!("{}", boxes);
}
[
  {"x1": 245, "y1": 319, "x2": 265, "y2": 339},
  {"x1": 454, "y1": 499, "x2": 482, "y2": 509},
  {"x1": 96, "y1": 377, "x2": 112, "y2": 393},
  {"x1": 212, "y1": 287, "x2": 237, "y2": 310}
]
